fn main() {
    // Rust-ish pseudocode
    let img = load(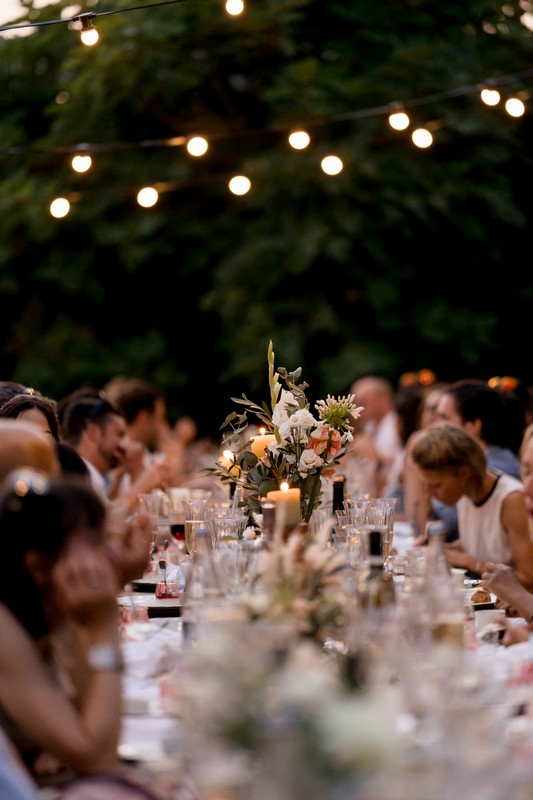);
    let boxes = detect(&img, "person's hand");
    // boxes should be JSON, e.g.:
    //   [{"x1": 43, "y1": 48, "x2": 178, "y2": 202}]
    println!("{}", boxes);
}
[
  {"x1": 501, "y1": 616, "x2": 531, "y2": 647},
  {"x1": 482, "y1": 562, "x2": 533, "y2": 622},
  {"x1": 32, "y1": 750, "x2": 64, "y2": 777},
  {"x1": 443, "y1": 540, "x2": 470, "y2": 570},
  {"x1": 117, "y1": 437, "x2": 146, "y2": 481},
  {"x1": 482, "y1": 563, "x2": 521, "y2": 600},
  {"x1": 130, "y1": 461, "x2": 173, "y2": 496},
  {"x1": 51, "y1": 542, "x2": 120, "y2": 631},
  {"x1": 106, "y1": 511, "x2": 153, "y2": 585}
]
